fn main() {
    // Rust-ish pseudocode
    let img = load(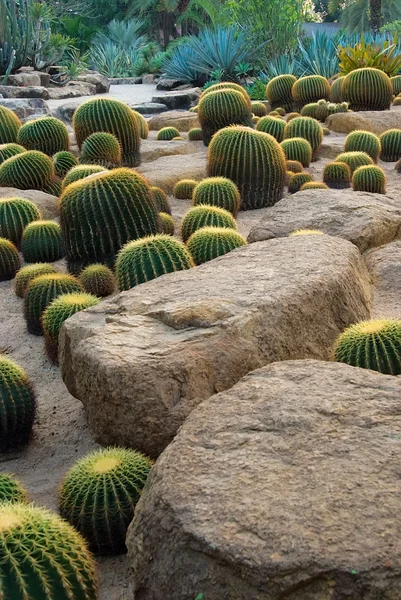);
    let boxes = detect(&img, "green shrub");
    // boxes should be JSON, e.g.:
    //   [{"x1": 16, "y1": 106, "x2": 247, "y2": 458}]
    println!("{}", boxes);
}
[
  {"x1": 192, "y1": 177, "x2": 240, "y2": 216},
  {"x1": 0, "y1": 106, "x2": 22, "y2": 144},
  {"x1": 291, "y1": 75, "x2": 330, "y2": 107},
  {"x1": 14, "y1": 263, "x2": 56, "y2": 298},
  {"x1": 352, "y1": 165, "x2": 386, "y2": 194},
  {"x1": 323, "y1": 161, "x2": 352, "y2": 189},
  {"x1": 335, "y1": 151, "x2": 374, "y2": 174},
  {"x1": 133, "y1": 110, "x2": 149, "y2": 139},
  {"x1": 0, "y1": 150, "x2": 55, "y2": 191},
  {"x1": 288, "y1": 172, "x2": 313, "y2": 193},
  {"x1": 342, "y1": 67, "x2": 393, "y2": 111},
  {"x1": 286, "y1": 159, "x2": 303, "y2": 173},
  {"x1": 0, "y1": 474, "x2": 27, "y2": 504},
  {"x1": 283, "y1": 116, "x2": 323, "y2": 159},
  {"x1": 329, "y1": 77, "x2": 343, "y2": 103},
  {"x1": 187, "y1": 226, "x2": 246, "y2": 265},
  {"x1": 198, "y1": 89, "x2": 253, "y2": 146},
  {"x1": 62, "y1": 164, "x2": 105, "y2": 189},
  {"x1": 344, "y1": 130, "x2": 381, "y2": 161},
  {"x1": 53, "y1": 151, "x2": 78, "y2": 179},
  {"x1": 159, "y1": 212, "x2": 175, "y2": 235},
  {"x1": 156, "y1": 127, "x2": 180, "y2": 141},
  {"x1": 181, "y1": 205, "x2": 237, "y2": 243},
  {"x1": 0, "y1": 237, "x2": 20, "y2": 281},
  {"x1": 174, "y1": 179, "x2": 197, "y2": 199},
  {"x1": 300, "y1": 181, "x2": 329, "y2": 190},
  {"x1": 188, "y1": 128, "x2": 203, "y2": 141},
  {"x1": 21, "y1": 220, "x2": 64, "y2": 264},
  {"x1": 256, "y1": 116, "x2": 286, "y2": 142},
  {"x1": 0, "y1": 197, "x2": 41, "y2": 247},
  {"x1": 150, "y1": 186, "x2": 171, "y2": 214},
  {"x1": 80, "y1": 132, "x2": 121, "y2": 168},
  {"x1": 281, "y1": 137, "x2": 312, "y2": 167},
  {"x1": 0, "y1": 143, "x2": 25, "y2": 165},
  {"x1": 17, "y1": 117, "x2": 70, "y2": 156},
  {"x1": 251, "y1": 101, "x2": 267, "y2": 117},
  {"x1": 266, "y1": 75, "x2": 296, "y2": 111},
  {"x1": 78, "y1": 264, "x2": 116, "y2": 297},
  {"x1": 379, "y1": 129, "x2": 401, "y2": 162}
]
